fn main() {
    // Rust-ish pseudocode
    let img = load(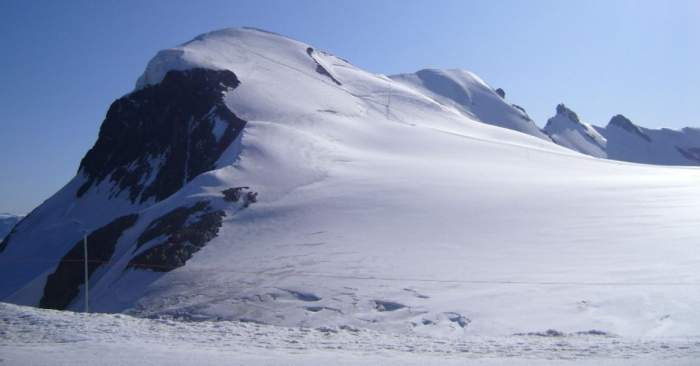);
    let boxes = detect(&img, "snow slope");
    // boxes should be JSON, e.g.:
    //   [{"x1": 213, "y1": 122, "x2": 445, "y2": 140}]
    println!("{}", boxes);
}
[
  {"x1": 390, "y1": 69, "x2": 549, "y2": 140},
  {"x1": 2, "y1": 27, "x2": 700, "y2": 342},
  {"x1": 0, "y1": 213, "x2": 21, "y2": 240},
  {"x1": 2, "y1": 302, "x2": 699, "y2": 365},
  {"x1": 544, "y1": 105, "x2": 700, "y2": 165}
]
